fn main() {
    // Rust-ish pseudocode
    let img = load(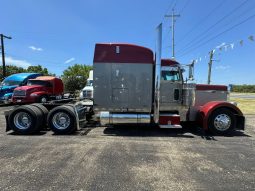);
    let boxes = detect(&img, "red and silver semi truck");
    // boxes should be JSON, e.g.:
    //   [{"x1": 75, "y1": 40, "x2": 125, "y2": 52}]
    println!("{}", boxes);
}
[{"x1": 5, "y1": 24, "x2": 245, "y2": 135}]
